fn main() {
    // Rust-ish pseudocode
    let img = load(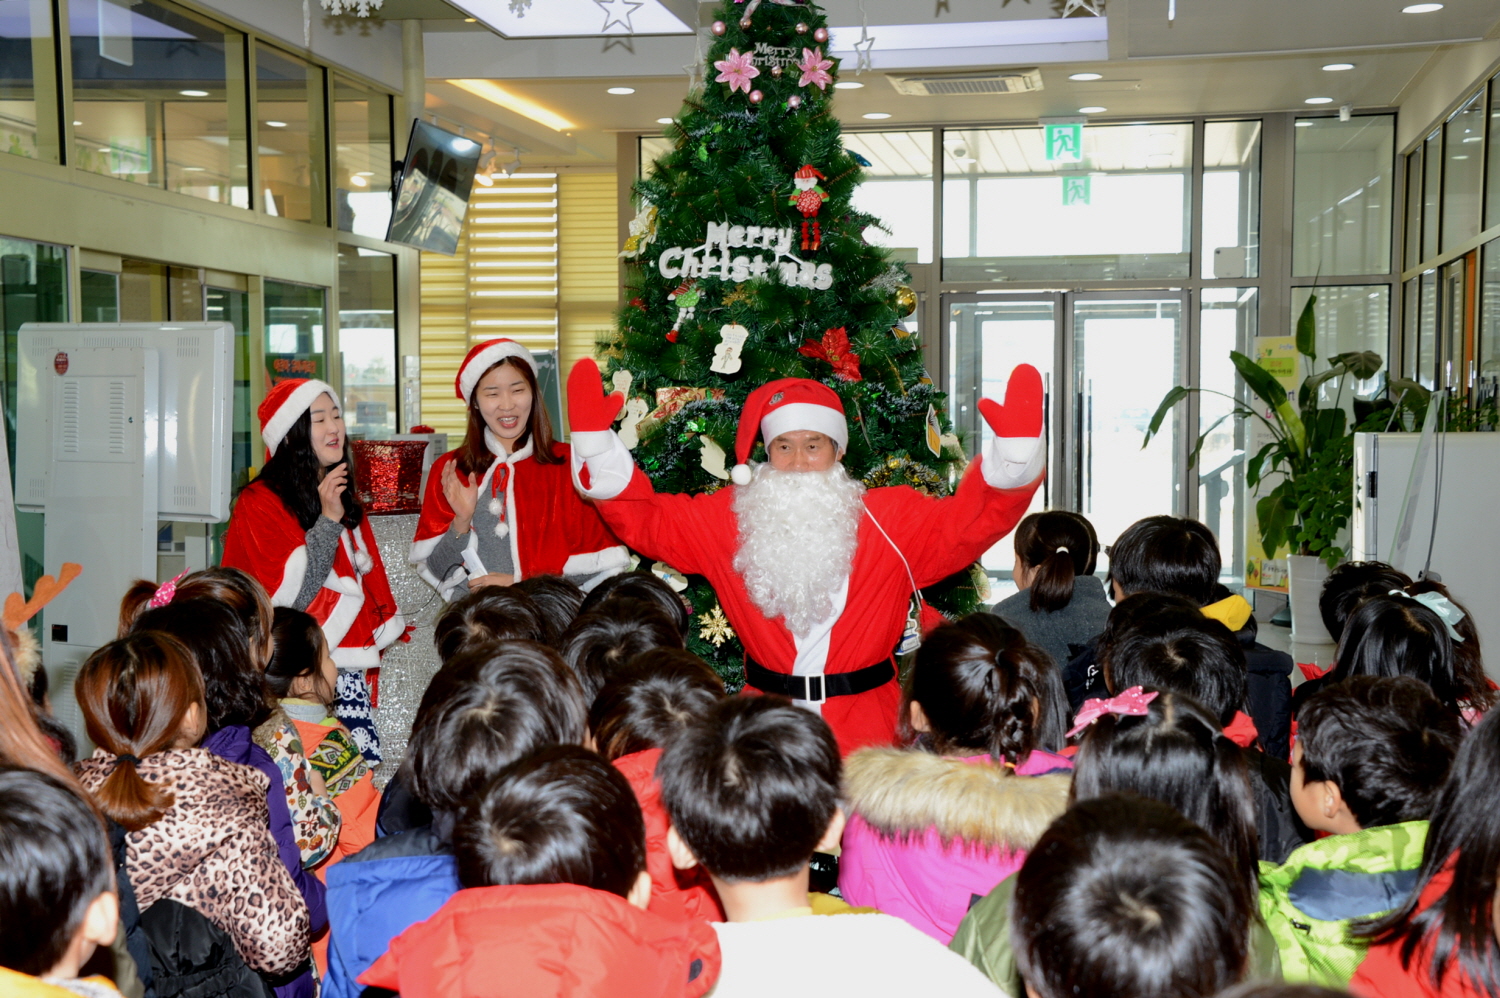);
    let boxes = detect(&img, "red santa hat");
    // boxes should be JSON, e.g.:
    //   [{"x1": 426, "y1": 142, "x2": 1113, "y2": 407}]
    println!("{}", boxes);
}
[
  {"x1": 730, "y1": 378, "x2": 848, "y2": 486},
  {"x1": 259, "y1": 378, "x2": 339, "y2": 456},
  {"x1": 455, "y1": 338, "x2": 536, "y2": 405},
  {"x1": 793, "y1": 164, "x2": 825, "y2": 191}
]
